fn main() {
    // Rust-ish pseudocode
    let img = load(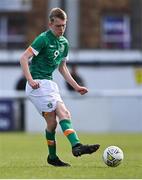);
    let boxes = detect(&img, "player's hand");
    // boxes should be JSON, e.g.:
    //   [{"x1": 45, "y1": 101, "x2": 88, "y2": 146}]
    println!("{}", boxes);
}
[
  {"x1": 76, "y1": 86, "x2": 88, "y2": 95},
  {"x1": 28, "y1": 79, "x2": 40, "y2": 89}
]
